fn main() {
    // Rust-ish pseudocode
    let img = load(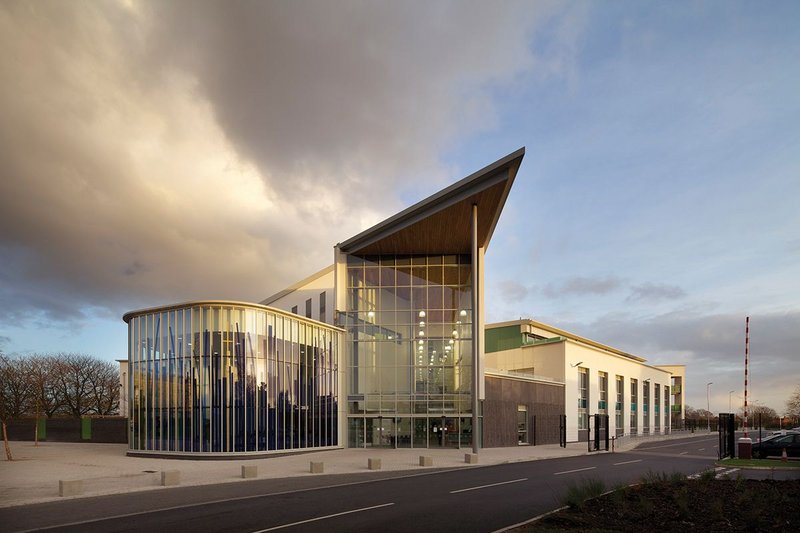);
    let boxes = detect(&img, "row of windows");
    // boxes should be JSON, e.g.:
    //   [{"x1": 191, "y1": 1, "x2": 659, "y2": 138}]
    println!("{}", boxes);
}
[
  {"x1": 290, "y1": 291, "x2": 327, "y2": 324},
  {"x1": 578, "y1": 368, "x2": 671, "y2": 434}
]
